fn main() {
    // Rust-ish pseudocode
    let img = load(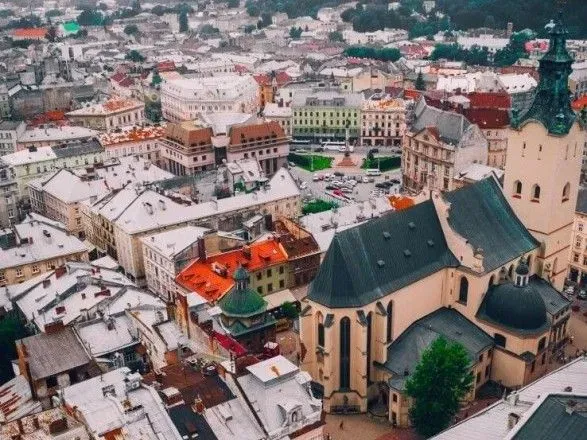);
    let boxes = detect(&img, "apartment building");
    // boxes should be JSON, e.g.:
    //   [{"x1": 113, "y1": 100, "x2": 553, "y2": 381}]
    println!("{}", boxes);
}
[
  {"x1": 160, "y1": 116, "x2": 289, "y2": 177},
  {"x1": 0, "y1": 141, "x2": 105, "y2": 198},
  {"x1": 568, "y1": 187, "x2": 587, "y2": 286},
  {"x1": 98, "y1": 125, "x2": 166, "y2": 165},
  {"x1": 0, "y1": 162, "x2": 19, "y2": 228},
  {"x1": 402, "y1": 98, "x2": 488, "y2": 193},
  {"x1": 292, "y1": 88, "x2": 362, "y2": 142},
  {"x1": 0, "y1": 214, "x2": 89, "y2": 286},
  {"x1": 262, "y1": 102, "x2": 293, "y2": 136},
  {"x1": 66, "y1": 97, "x2": 145, "y2": 132},
  {"x1": 15, "y1": 126, "x2": 99, "y2": 150},
  {"x1": 360, "y1": 93, "x2": 406, "y2": 147},
  {"x1": 161, "y1": 75, "x2": 259, "y2": 122},
  {"x1": 0, "y1": 120, "x2": 26, "y2": 156}
]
